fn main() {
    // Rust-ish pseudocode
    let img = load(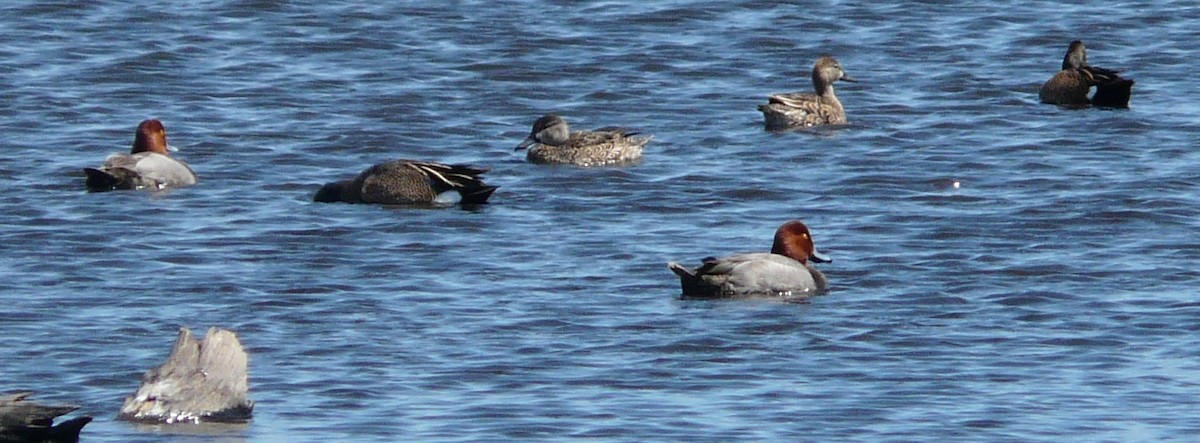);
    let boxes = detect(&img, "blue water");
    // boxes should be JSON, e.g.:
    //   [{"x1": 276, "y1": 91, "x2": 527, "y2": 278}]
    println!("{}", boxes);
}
[{"x1": 2, "y1": 1, "x2": 1199, "y2": 441}]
